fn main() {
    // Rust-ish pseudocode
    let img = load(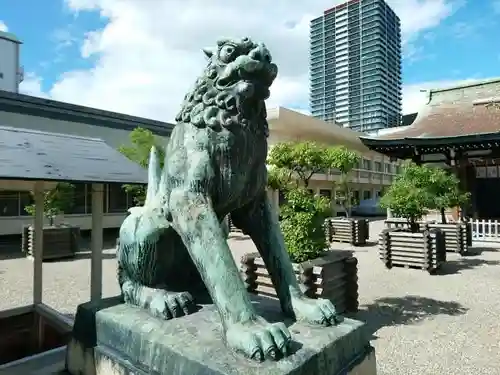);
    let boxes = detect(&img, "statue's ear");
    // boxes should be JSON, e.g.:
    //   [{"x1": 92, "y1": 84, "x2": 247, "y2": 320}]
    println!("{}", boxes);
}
[{"x1": 202, "y1": 48, "x2": 213, "y2": 59}]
